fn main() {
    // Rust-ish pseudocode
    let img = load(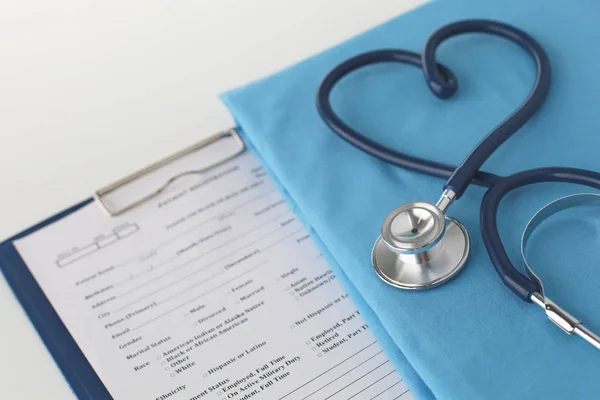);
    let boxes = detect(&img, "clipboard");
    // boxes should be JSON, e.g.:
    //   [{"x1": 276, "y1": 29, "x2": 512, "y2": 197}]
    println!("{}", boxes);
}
[{"x1": 0, "y1": 129, "x2": 245, "y2": 400}]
